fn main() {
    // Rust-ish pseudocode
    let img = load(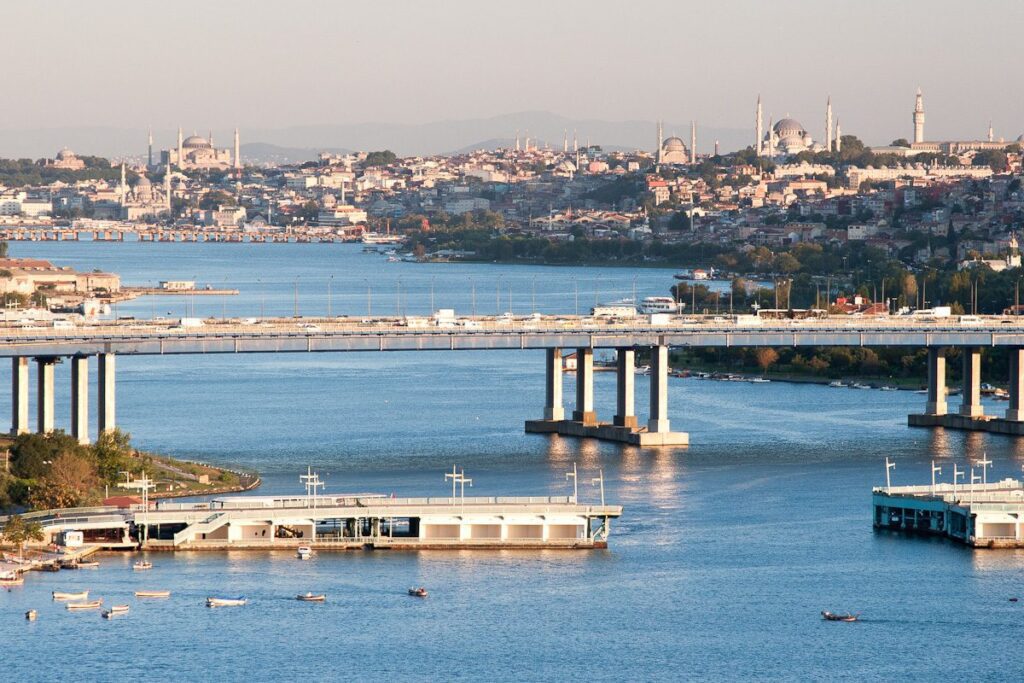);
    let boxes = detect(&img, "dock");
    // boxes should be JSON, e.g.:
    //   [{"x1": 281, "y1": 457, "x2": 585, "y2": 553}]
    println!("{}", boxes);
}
[{"x1": 873, "y1": 477, "x2": 1024, "y2": 548}]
